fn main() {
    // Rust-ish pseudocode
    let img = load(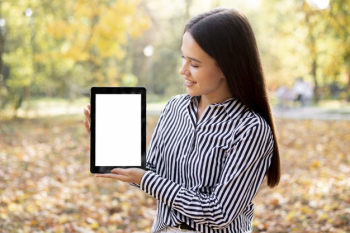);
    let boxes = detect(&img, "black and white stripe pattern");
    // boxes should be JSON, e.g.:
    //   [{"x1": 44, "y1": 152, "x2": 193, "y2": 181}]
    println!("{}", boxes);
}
[{"x1": 139, "y1": 94, "x2": 273, "y2": 233}]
